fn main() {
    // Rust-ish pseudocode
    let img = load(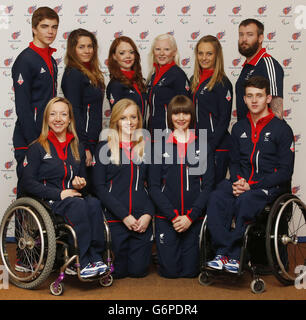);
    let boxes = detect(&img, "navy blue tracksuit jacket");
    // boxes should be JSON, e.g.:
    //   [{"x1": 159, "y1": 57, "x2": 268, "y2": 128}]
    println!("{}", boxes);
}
[
  {"x1": 149, "y1": 132, "x2": 215, "y2": 277},
  {"x1": 20, "y1": 137, "x2": 106, "y2": 268},
  {"x1": 147, "y1": 64, "x2": 190, "y2": 132},
  {"x1": 12, "y1": 46, "x2": 58, "y2": 179},
  {"x1": 61, "y1": 67, "x2": 104, "y2": 155},
  {"x1": 206, "y1": 110, "x2": 295, "y2": 260},
  {"x1": 106, "y1": 79, "x2": 147, "y2": 119},
  {"x1": 192, "y1": 76, "x2": 233, "y2": 184},
  {"x1": 92, "y1": 140, "x2": 154, "y2": 278}
]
